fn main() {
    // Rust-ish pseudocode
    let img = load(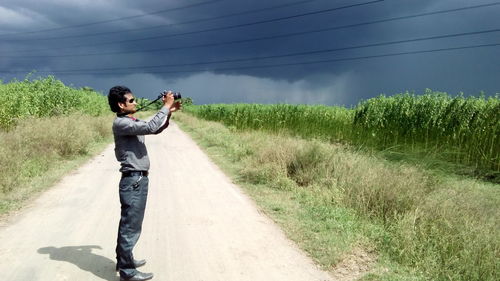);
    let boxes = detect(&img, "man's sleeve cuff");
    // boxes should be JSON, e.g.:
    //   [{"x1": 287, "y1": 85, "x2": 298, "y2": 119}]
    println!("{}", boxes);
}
[{"x1": 160, "y1": 107, "x2": 170, "y2": 115}]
